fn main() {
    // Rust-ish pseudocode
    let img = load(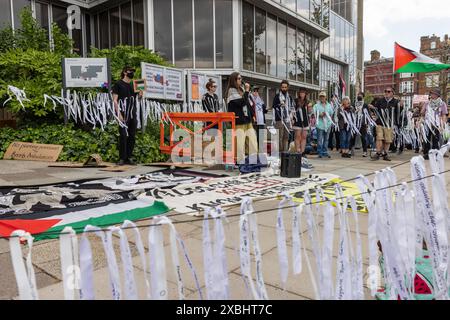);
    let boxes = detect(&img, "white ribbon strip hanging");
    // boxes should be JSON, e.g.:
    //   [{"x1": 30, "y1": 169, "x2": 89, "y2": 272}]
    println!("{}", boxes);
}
[
  {"x1": 10, "y1": 231, "x2": 39, "y2": 300},
  {"x1": 59, "y1": 227, "x2": 80, "y2": 300},
  {"x1": 203, "y1": 207, "x2": 230, "y2": 300},
  {"x1": 239, "y1": 197, "x2": 268, "y2": 300}
]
